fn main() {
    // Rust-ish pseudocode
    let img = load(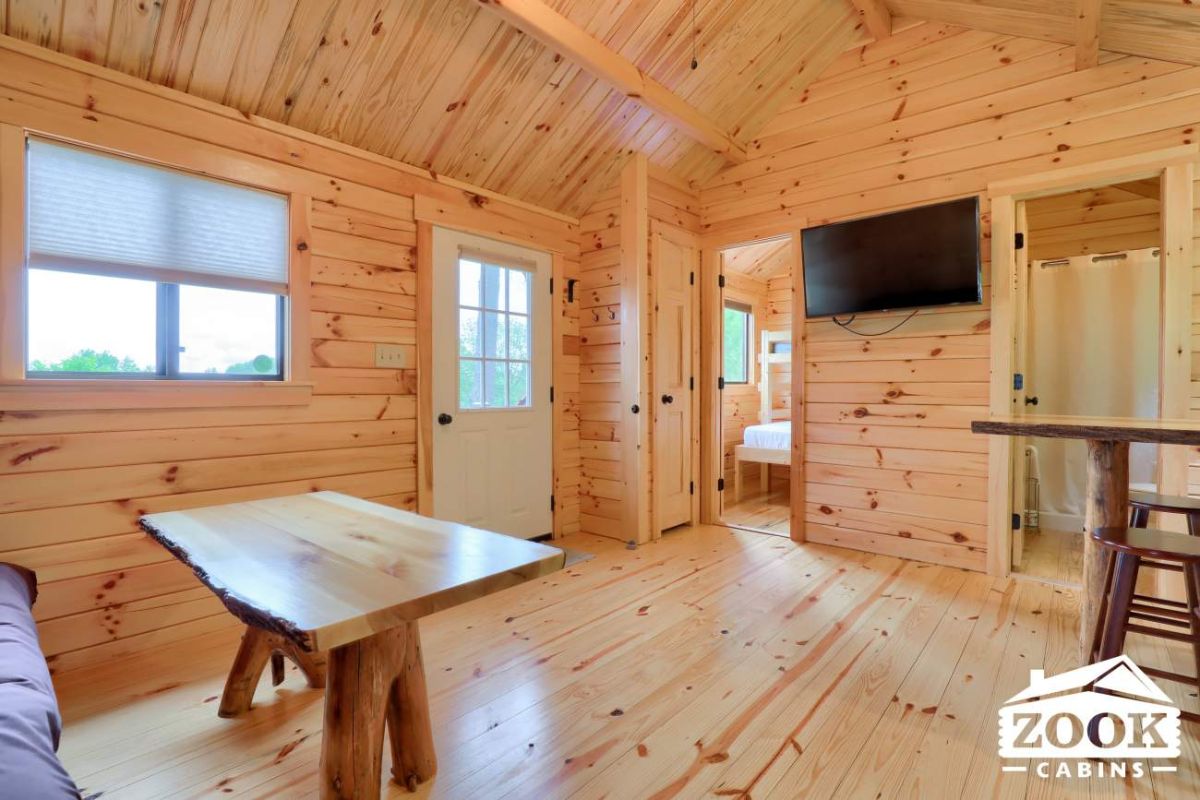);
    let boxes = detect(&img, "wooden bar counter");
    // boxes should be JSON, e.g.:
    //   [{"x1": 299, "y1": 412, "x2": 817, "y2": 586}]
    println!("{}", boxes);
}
[{"x1": 972, "y1": 415, "x2": 1200, "y2": 661}]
